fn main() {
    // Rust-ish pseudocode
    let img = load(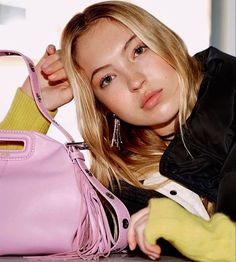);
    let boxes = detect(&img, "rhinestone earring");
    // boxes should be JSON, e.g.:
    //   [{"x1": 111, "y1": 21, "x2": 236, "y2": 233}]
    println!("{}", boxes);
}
[{"x1": 111, "y1": 114, "x2": 122, "y2": 149}]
